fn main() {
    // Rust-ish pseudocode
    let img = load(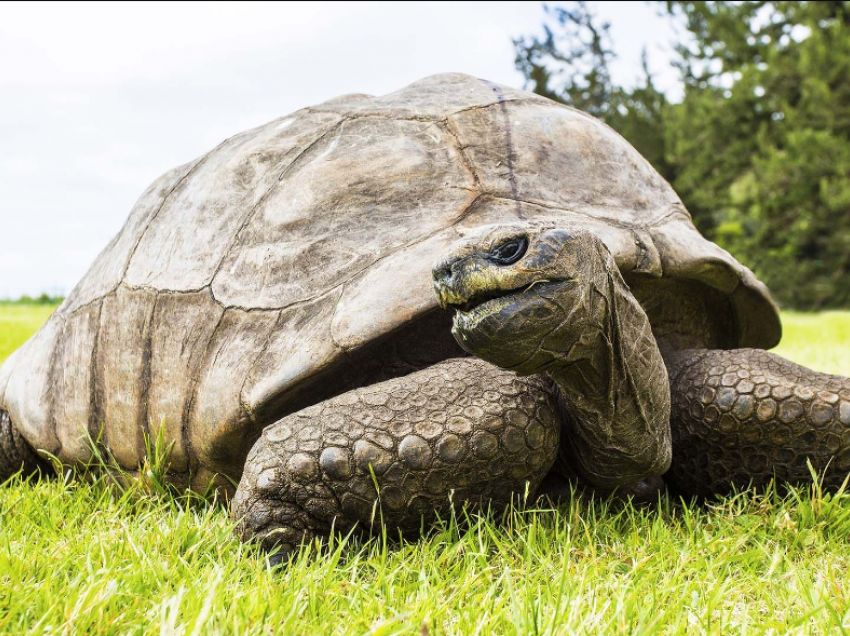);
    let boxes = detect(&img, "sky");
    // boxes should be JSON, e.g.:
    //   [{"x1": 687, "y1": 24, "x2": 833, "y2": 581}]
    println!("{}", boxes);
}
[{"x1": 0, "y1": 1, "x2": 680, "y2": 298}]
